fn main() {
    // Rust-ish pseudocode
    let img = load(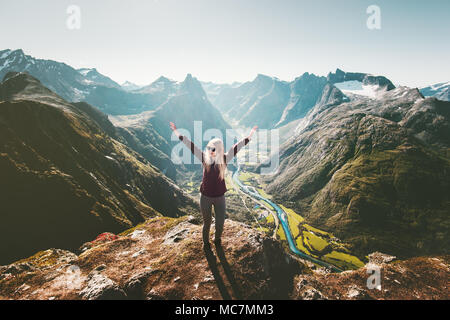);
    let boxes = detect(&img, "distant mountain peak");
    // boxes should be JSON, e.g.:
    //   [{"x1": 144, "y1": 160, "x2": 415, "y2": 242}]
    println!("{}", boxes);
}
[
  {"x1": 179, "y1": 73, "x2": 206, "y2": 98},
  {"x1": 10, "y1": 48, "x2": 25, "y2": 56},
  {"x1": 120, "y1": 80, "x2": 143, "y2": 92},
  {"x1": 154, "y1": 75, "x2": 174, "y2": 83},
  {"x1": 255, "y1": 73, "x2": 272, "y2": 81}
]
